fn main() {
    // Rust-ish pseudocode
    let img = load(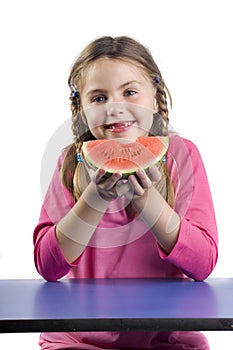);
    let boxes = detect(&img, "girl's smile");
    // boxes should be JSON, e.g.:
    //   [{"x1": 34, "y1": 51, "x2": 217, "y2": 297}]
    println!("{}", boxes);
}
[
  {"x1": 104, "y1": 120, "x2": 135, "y2": 133},
  {"x1": 80, "y1": 58, "x2": 158, "y2": 141}
]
